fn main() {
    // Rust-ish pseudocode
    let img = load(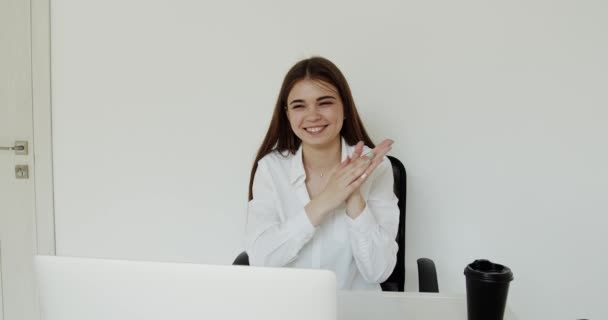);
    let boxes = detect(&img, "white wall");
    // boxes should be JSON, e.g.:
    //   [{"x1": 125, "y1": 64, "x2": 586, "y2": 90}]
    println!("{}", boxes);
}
[{"x1": 51, "y1": 0, "x2": 608, "y2": 319}]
